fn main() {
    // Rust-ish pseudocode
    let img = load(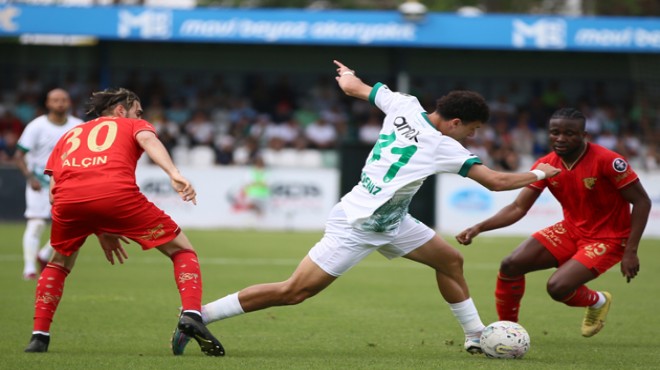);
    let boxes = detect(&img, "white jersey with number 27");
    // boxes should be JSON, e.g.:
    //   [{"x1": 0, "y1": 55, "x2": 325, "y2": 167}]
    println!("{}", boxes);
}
[{"x1": 340, "y1": 83, "x2": 482, "y2": 232}]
